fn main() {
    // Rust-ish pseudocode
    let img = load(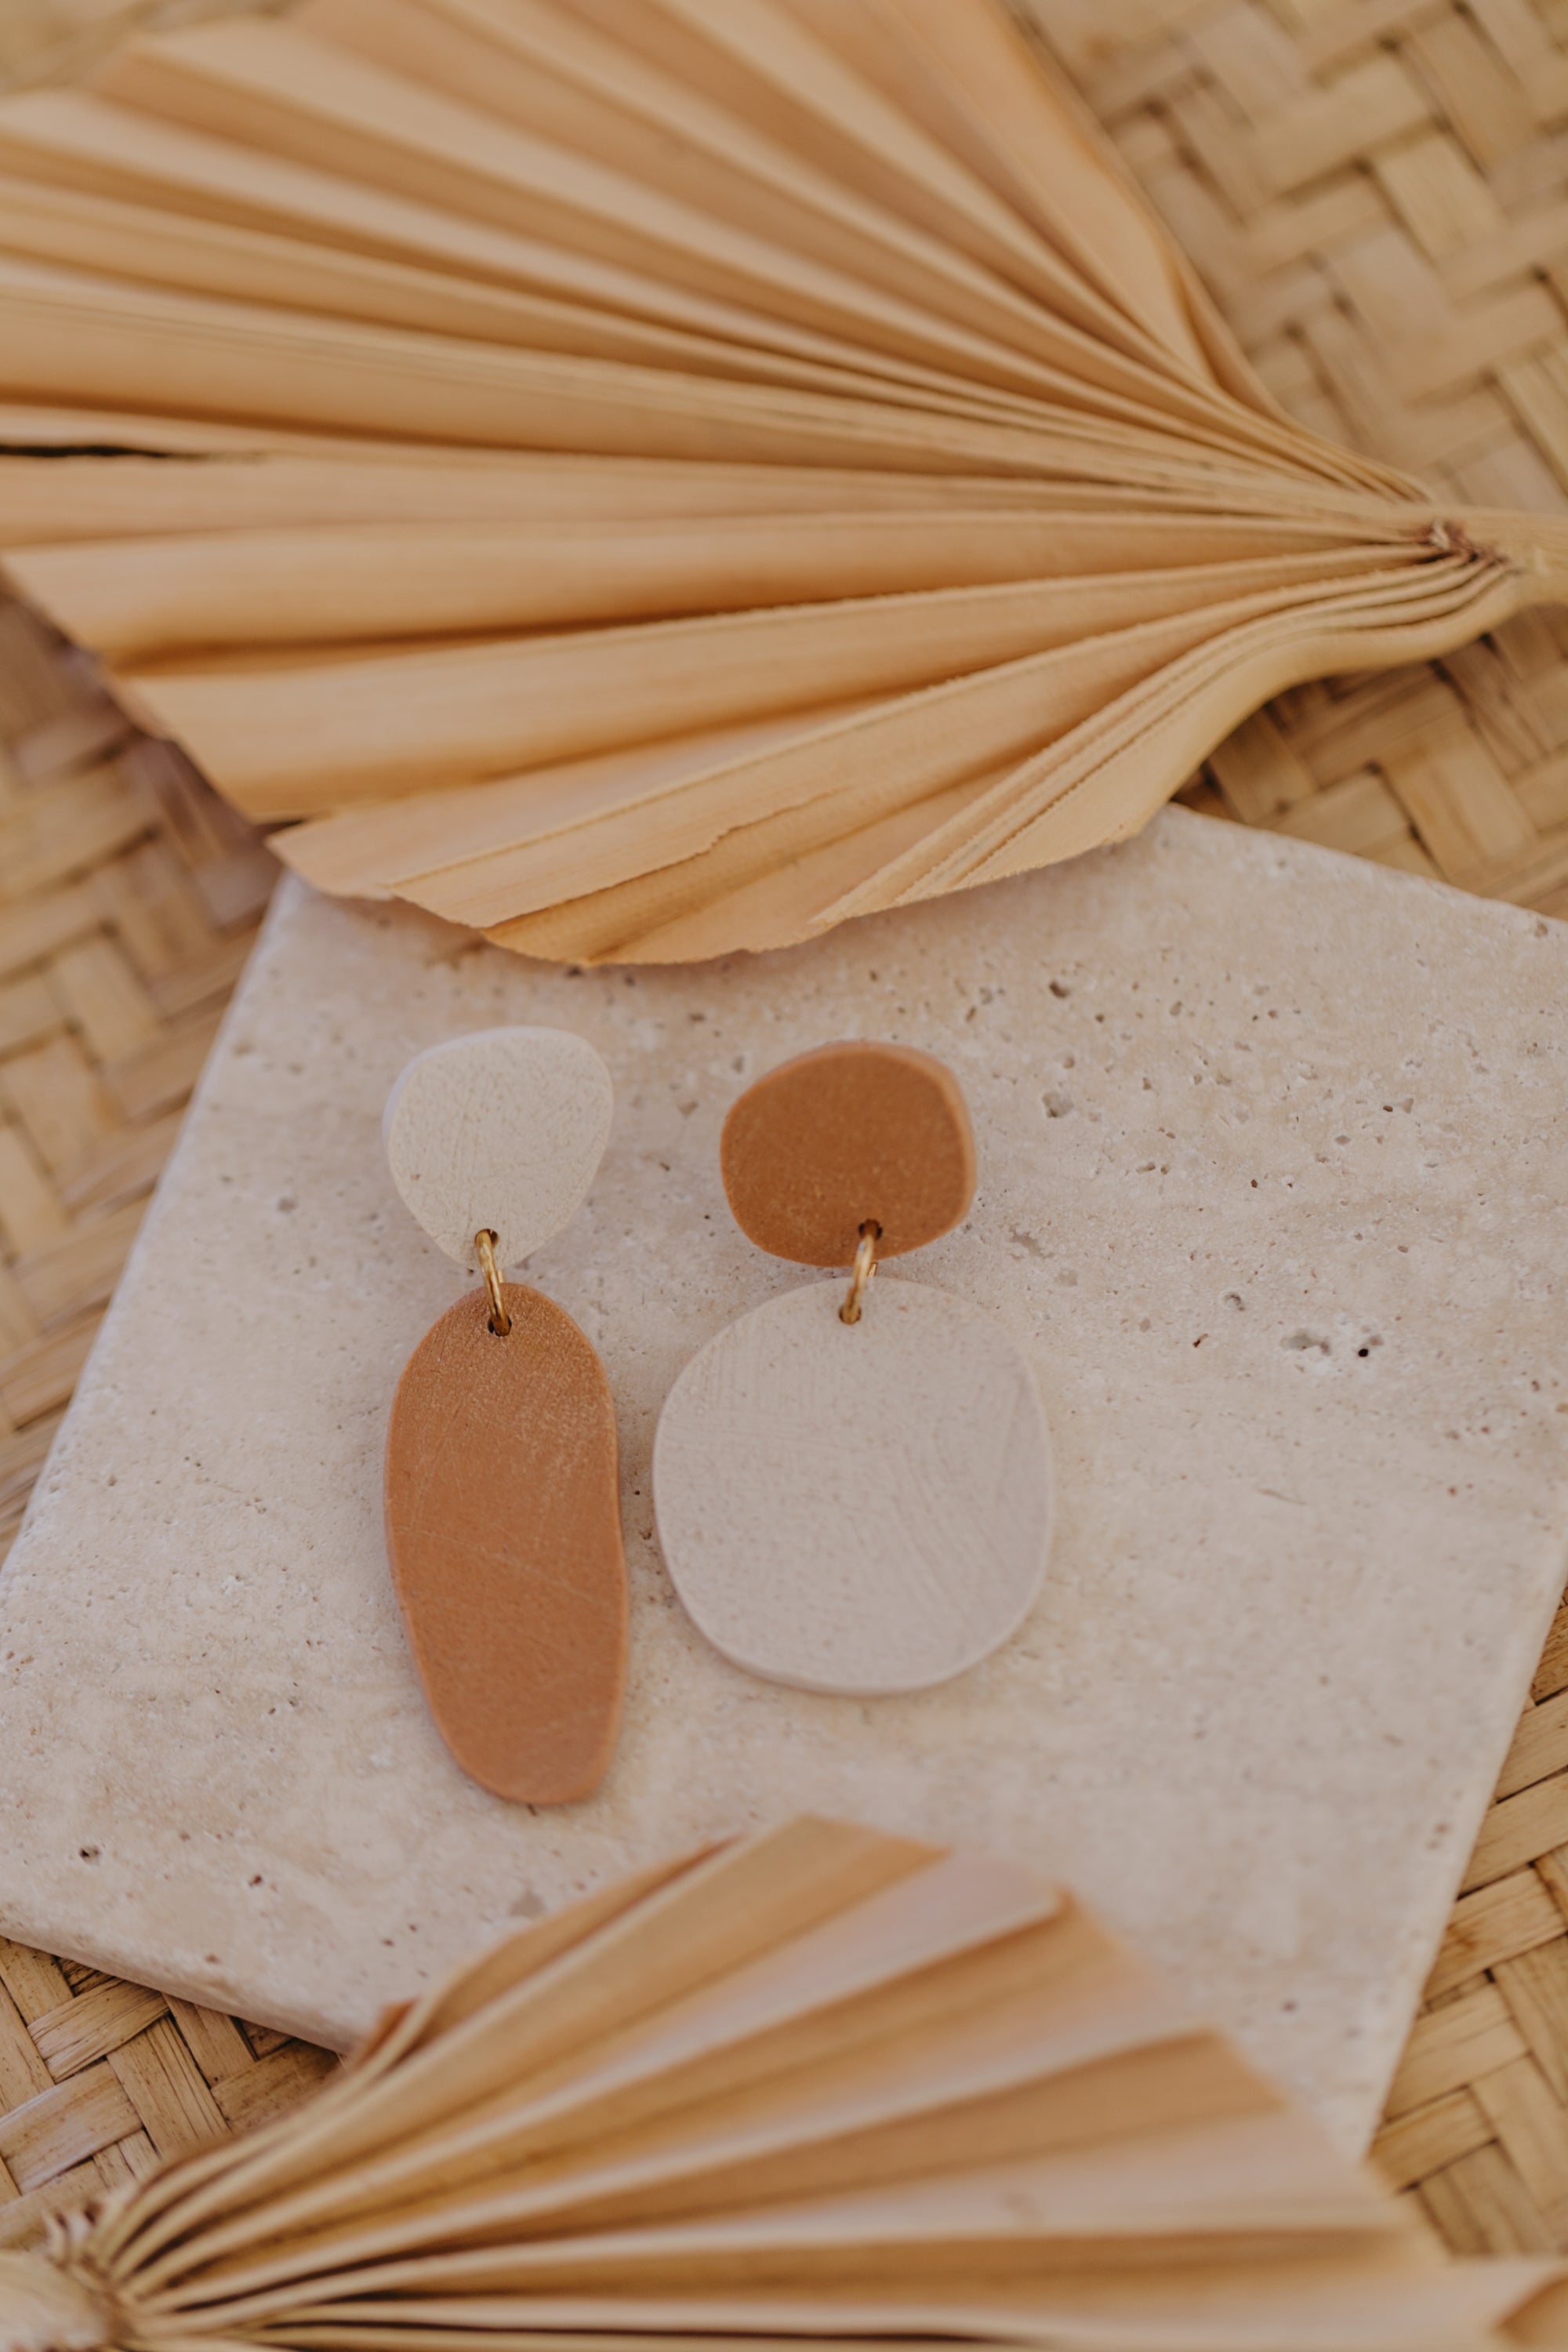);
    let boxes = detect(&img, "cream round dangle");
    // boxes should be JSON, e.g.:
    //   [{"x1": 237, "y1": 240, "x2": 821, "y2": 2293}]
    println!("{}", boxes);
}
[
  {"x1": 655, "y1": 1274, "x2": 1051, "y2": 1693},
  {"x1": 654, "y1": 1042, "x2": 1054, "y2": 1696}
]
